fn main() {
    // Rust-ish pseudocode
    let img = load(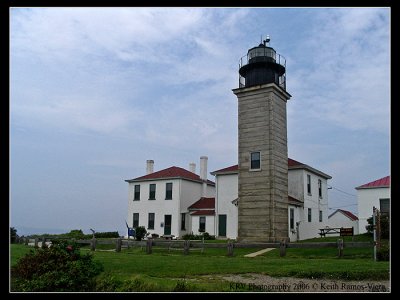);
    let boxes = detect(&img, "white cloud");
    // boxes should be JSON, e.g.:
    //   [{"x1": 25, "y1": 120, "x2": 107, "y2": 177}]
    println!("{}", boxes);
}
[{"x1": 288, "y1": 8, "x2": 390, "y2": 134}]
